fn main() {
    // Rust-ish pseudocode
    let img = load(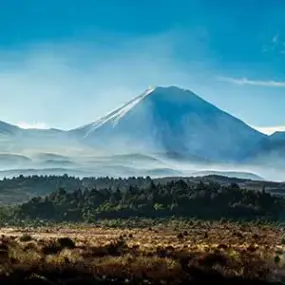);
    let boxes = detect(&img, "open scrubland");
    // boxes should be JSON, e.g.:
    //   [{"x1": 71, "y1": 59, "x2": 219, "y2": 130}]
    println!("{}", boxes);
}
[
  {"x1": 0, "y1": 175, "x2": 285, "y2": 284},
  {"x1": 0, "y1": 220, "x2": 285, "y2": 284}
]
